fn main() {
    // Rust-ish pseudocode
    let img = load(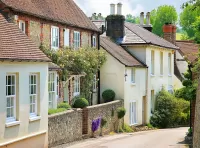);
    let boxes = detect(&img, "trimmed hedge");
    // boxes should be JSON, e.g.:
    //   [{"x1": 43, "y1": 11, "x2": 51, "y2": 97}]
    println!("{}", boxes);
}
[
  {"x1": 57, "y1": 103, "x2": 71, "y2": 110},
  {"x1": 117, "y1": 107, "x2": 126, "y2": 119},
  {"x1": 48, "y1": 108, "x2": 66, "y2": 115},
  {"x1": 73, "y1": 98, "x2": 89, "y2": 109},
  {"x1": 102, "y1": 89, "x2": 115, "y2": 103}
]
